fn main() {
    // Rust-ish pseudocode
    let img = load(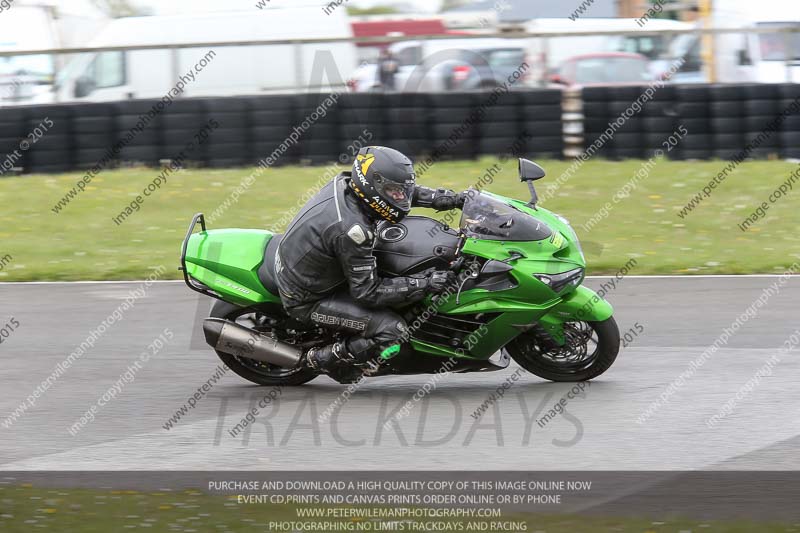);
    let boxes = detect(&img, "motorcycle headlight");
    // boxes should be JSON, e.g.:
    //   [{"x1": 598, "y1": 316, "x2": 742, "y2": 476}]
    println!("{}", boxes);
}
[{"x1": 534, "y1": 268, "x2": 584, "y2": 293}]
